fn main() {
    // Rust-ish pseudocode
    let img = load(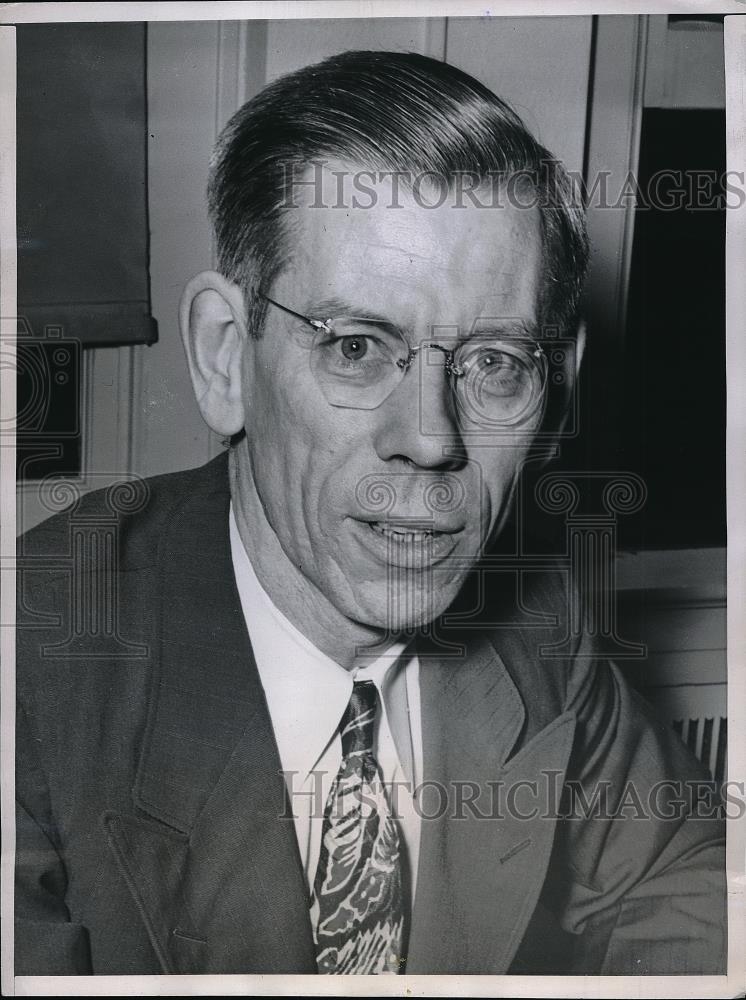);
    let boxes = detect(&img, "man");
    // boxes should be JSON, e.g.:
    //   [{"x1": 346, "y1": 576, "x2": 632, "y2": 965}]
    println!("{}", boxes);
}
[{"x1": 15, "y1": 50, "x2": 725, "y2": 976}]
